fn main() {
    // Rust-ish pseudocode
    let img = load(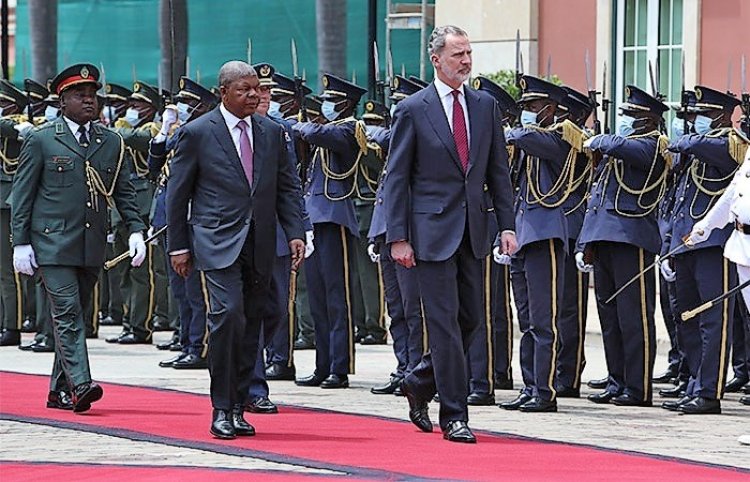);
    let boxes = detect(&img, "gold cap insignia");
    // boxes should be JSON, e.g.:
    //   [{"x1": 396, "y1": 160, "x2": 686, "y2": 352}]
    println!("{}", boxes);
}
[
  {"x1": 519, "y1": 78, "x2": 527, "y2": 91},
  {"x1": 134, "y1": 82, "x2": 141, "y2": 92},
  {"x1": 322, "y1": 75, "x2": 329, "y2": 88},
  {"x1": 80, "y1": 66, "x2": 90, "y2": 78},
  {"x1": 695, "y1": 87, "x2": 703, "y2": 100},
  {"x1": 260, "y1": 65, "x2": 271, "y2": 77},
  {"x1": 625, "y1": 86, "x2": 631, "y2": 98},
  {"x1": 365, "y1": 101, "x2": 374, "y2": 112},
  {"x1": 179, "y1": 78, "x2": 185, "y2": 89},
  {"x1": 472, "y1": 78, "x2": 480, "y2": 90},
  {"x1": 393, "y1": 77, "x2": 400, "y2": 89},
  {"x1": 106, "y1": 84, "x2": 112, "y2": 93}
]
